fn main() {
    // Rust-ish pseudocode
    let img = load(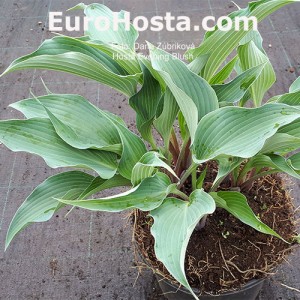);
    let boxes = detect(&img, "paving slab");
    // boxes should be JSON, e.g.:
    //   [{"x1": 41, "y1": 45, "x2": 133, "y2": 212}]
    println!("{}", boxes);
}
[{"x1": 0, "y1": 0, "x2": 299, "y2": 299}]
